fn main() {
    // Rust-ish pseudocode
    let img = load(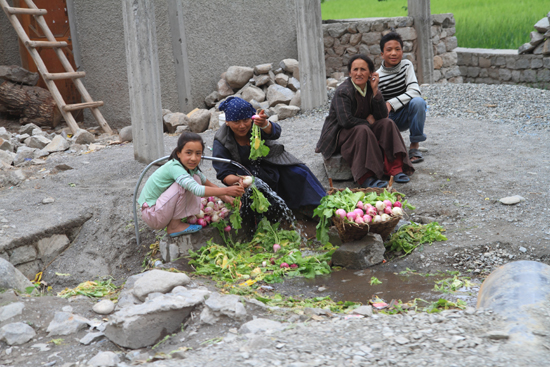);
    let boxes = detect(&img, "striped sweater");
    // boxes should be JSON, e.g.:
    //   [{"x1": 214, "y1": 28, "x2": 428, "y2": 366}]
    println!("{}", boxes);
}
[{"x1": 377, "y1": 59, "x2": 421, "y2": 112}]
